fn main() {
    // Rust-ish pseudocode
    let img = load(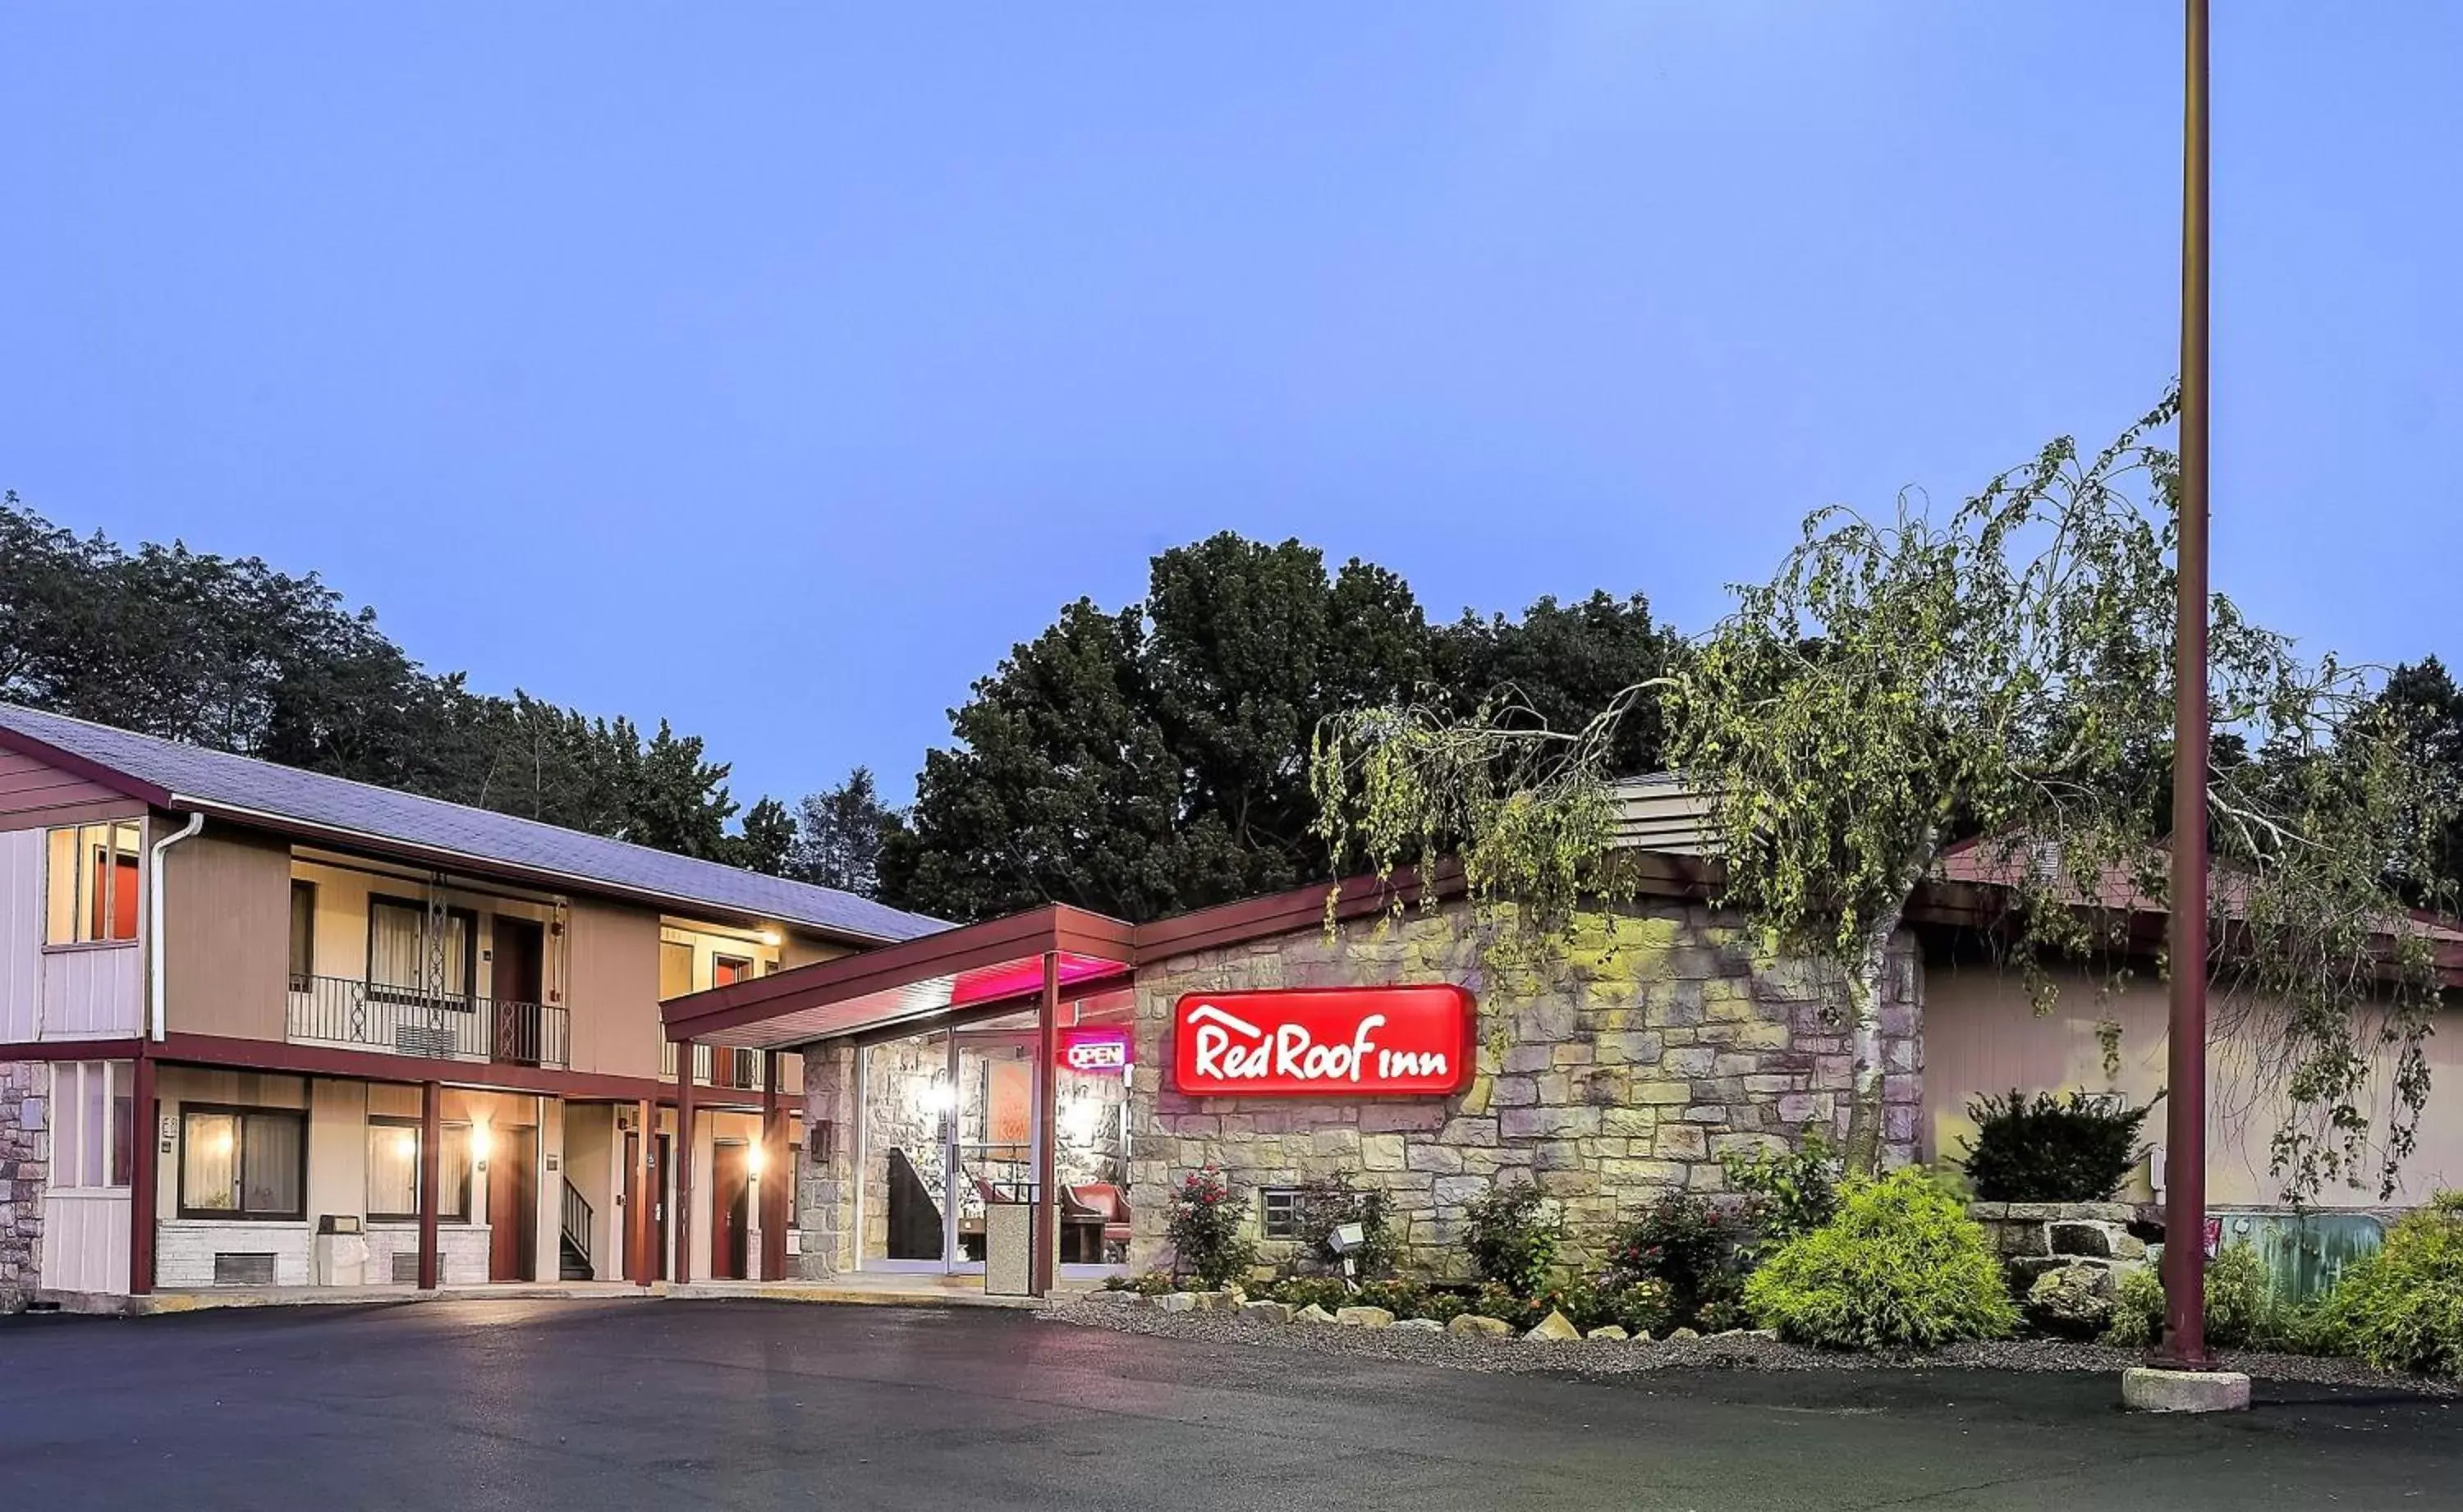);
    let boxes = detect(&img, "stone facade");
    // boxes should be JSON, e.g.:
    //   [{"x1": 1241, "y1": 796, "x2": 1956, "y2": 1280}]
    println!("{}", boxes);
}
[
  {"x1": 1, "y1": 1060, "x2": 47, "y2": 1310},
  {"x1": 797, "y1": 1045, "x2": 856, "y2": 1279},
  {"x1": 1127, "y1": 899, "x2": 1920, "y2": 1276}
]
